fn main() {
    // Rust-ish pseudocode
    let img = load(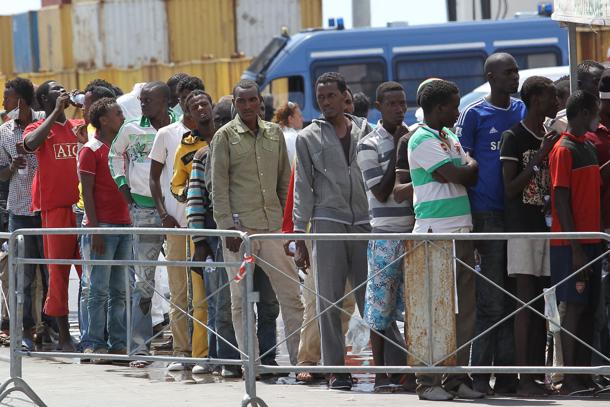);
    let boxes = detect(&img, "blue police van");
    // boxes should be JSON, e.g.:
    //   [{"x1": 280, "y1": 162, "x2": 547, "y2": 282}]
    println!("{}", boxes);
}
[{"x1": 242, "y1": 17, "x2": 568, "y2": 124}]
